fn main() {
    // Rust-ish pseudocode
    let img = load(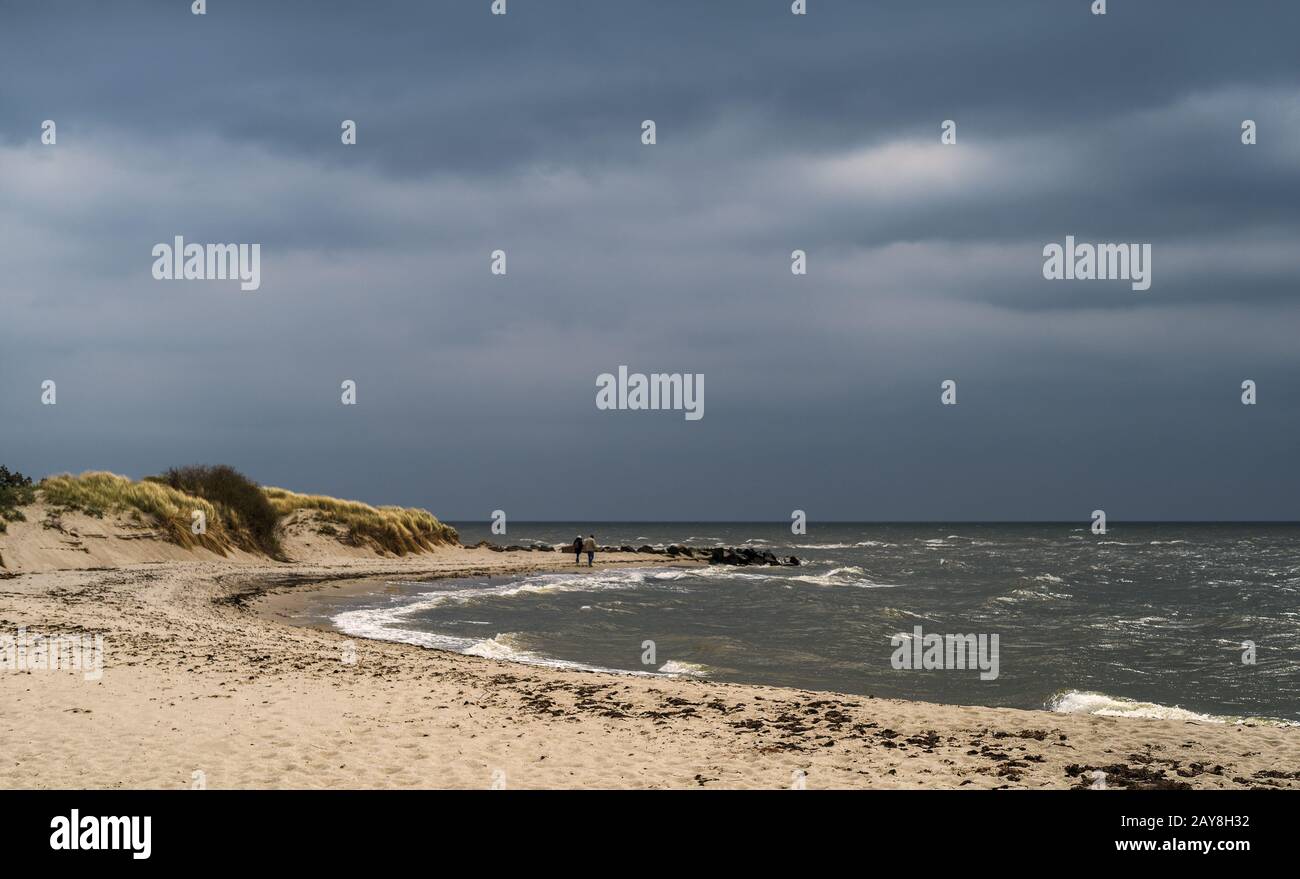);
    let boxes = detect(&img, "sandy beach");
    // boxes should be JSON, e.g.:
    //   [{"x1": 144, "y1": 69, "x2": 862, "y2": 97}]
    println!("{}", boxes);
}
[{"x1": 1, "y1": 503, "x2": 1296, "y2": 790}]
